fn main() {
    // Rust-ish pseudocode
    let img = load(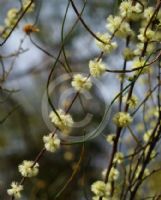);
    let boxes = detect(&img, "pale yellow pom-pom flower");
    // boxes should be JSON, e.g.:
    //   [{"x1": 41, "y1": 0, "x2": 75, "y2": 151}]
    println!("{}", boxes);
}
[
  {"x1": 43, "y1": 133, "x2": 60, "y2": 152},
  {"x1": 91, "y1": 180, "x2": 111, "y2": 197},
  {"x1": 123, "y1": 94, "x2": 138, "y2": 109},
  {"x1": 49, "y1": 109, "x2": 74, "y2": 134},
  {"x1": 106, "y1": 133, "x2": 116, "y2": 144},
  {"x1": 95, "y1": 32, "x2": 117, "y2": 53},
  {"x1": 109, "y1": 167, "x2": 120, "y2": 181},
  {"x1": 89, "y1": 59, "x2": 106, "y2": 78},
  {"x1": 18, "y1": 160, "x2": 39, "y2": 177},
  {"x1": 7, "y1": 182, "x2": 23, "y2": 199},
  {"x1": 113, "y1": 152, "x2": 124, "y2": 164},
  {"x1": 71, "y1": 74, "x2": 92, "y2": 93},
  {"x1": 113, "y1": 112, "x2": 133, "y2": 127}
]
